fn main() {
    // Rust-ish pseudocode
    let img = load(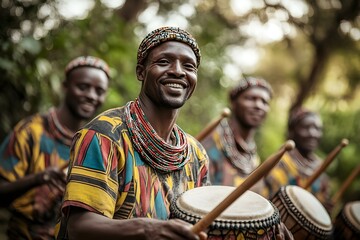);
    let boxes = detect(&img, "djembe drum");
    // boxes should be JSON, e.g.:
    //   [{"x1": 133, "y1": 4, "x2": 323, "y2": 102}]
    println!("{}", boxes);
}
[
  {"x1": 171, "y1": 185, "x2": 280, "y2": 240},
  {"x1": 271, "y1": 185, "x2": 333, "y2": 239},
  {"x1": 333, "y1": 201, "x2": 360, "y2": 239}
]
